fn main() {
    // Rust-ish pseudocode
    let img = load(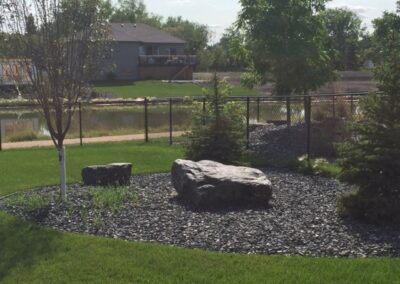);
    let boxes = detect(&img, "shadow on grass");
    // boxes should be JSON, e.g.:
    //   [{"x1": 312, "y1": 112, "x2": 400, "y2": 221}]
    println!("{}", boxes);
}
[{"x1": 0, "y1": 212, "x2": 59, "y2": 281}]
